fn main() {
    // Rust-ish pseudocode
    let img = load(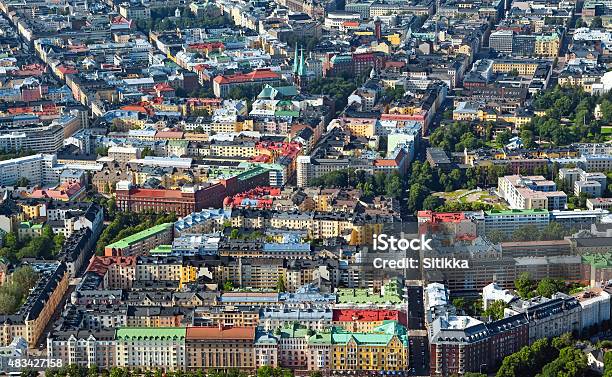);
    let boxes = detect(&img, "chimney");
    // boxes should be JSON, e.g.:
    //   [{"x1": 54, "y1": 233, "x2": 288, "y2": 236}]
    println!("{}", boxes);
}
[{"x1": 218, "y1": 322, "x2": 224, "y2": 331}]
